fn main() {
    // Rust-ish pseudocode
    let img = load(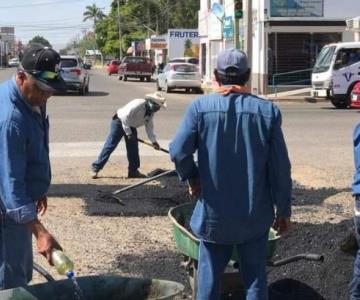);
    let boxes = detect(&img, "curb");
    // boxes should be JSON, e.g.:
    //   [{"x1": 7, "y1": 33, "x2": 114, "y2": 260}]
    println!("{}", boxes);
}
[{"x1": 267, "y1": 96, "x2": 328, "y2": 103}]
